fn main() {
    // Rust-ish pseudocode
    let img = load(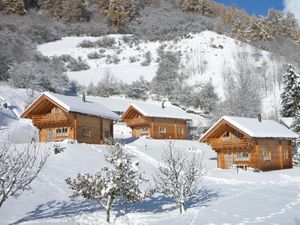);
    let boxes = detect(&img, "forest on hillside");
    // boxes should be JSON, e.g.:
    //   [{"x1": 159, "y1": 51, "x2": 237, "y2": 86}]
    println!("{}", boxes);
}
[{"x1": 1, "y1": 0, "x2": 300, "y2": 120}]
